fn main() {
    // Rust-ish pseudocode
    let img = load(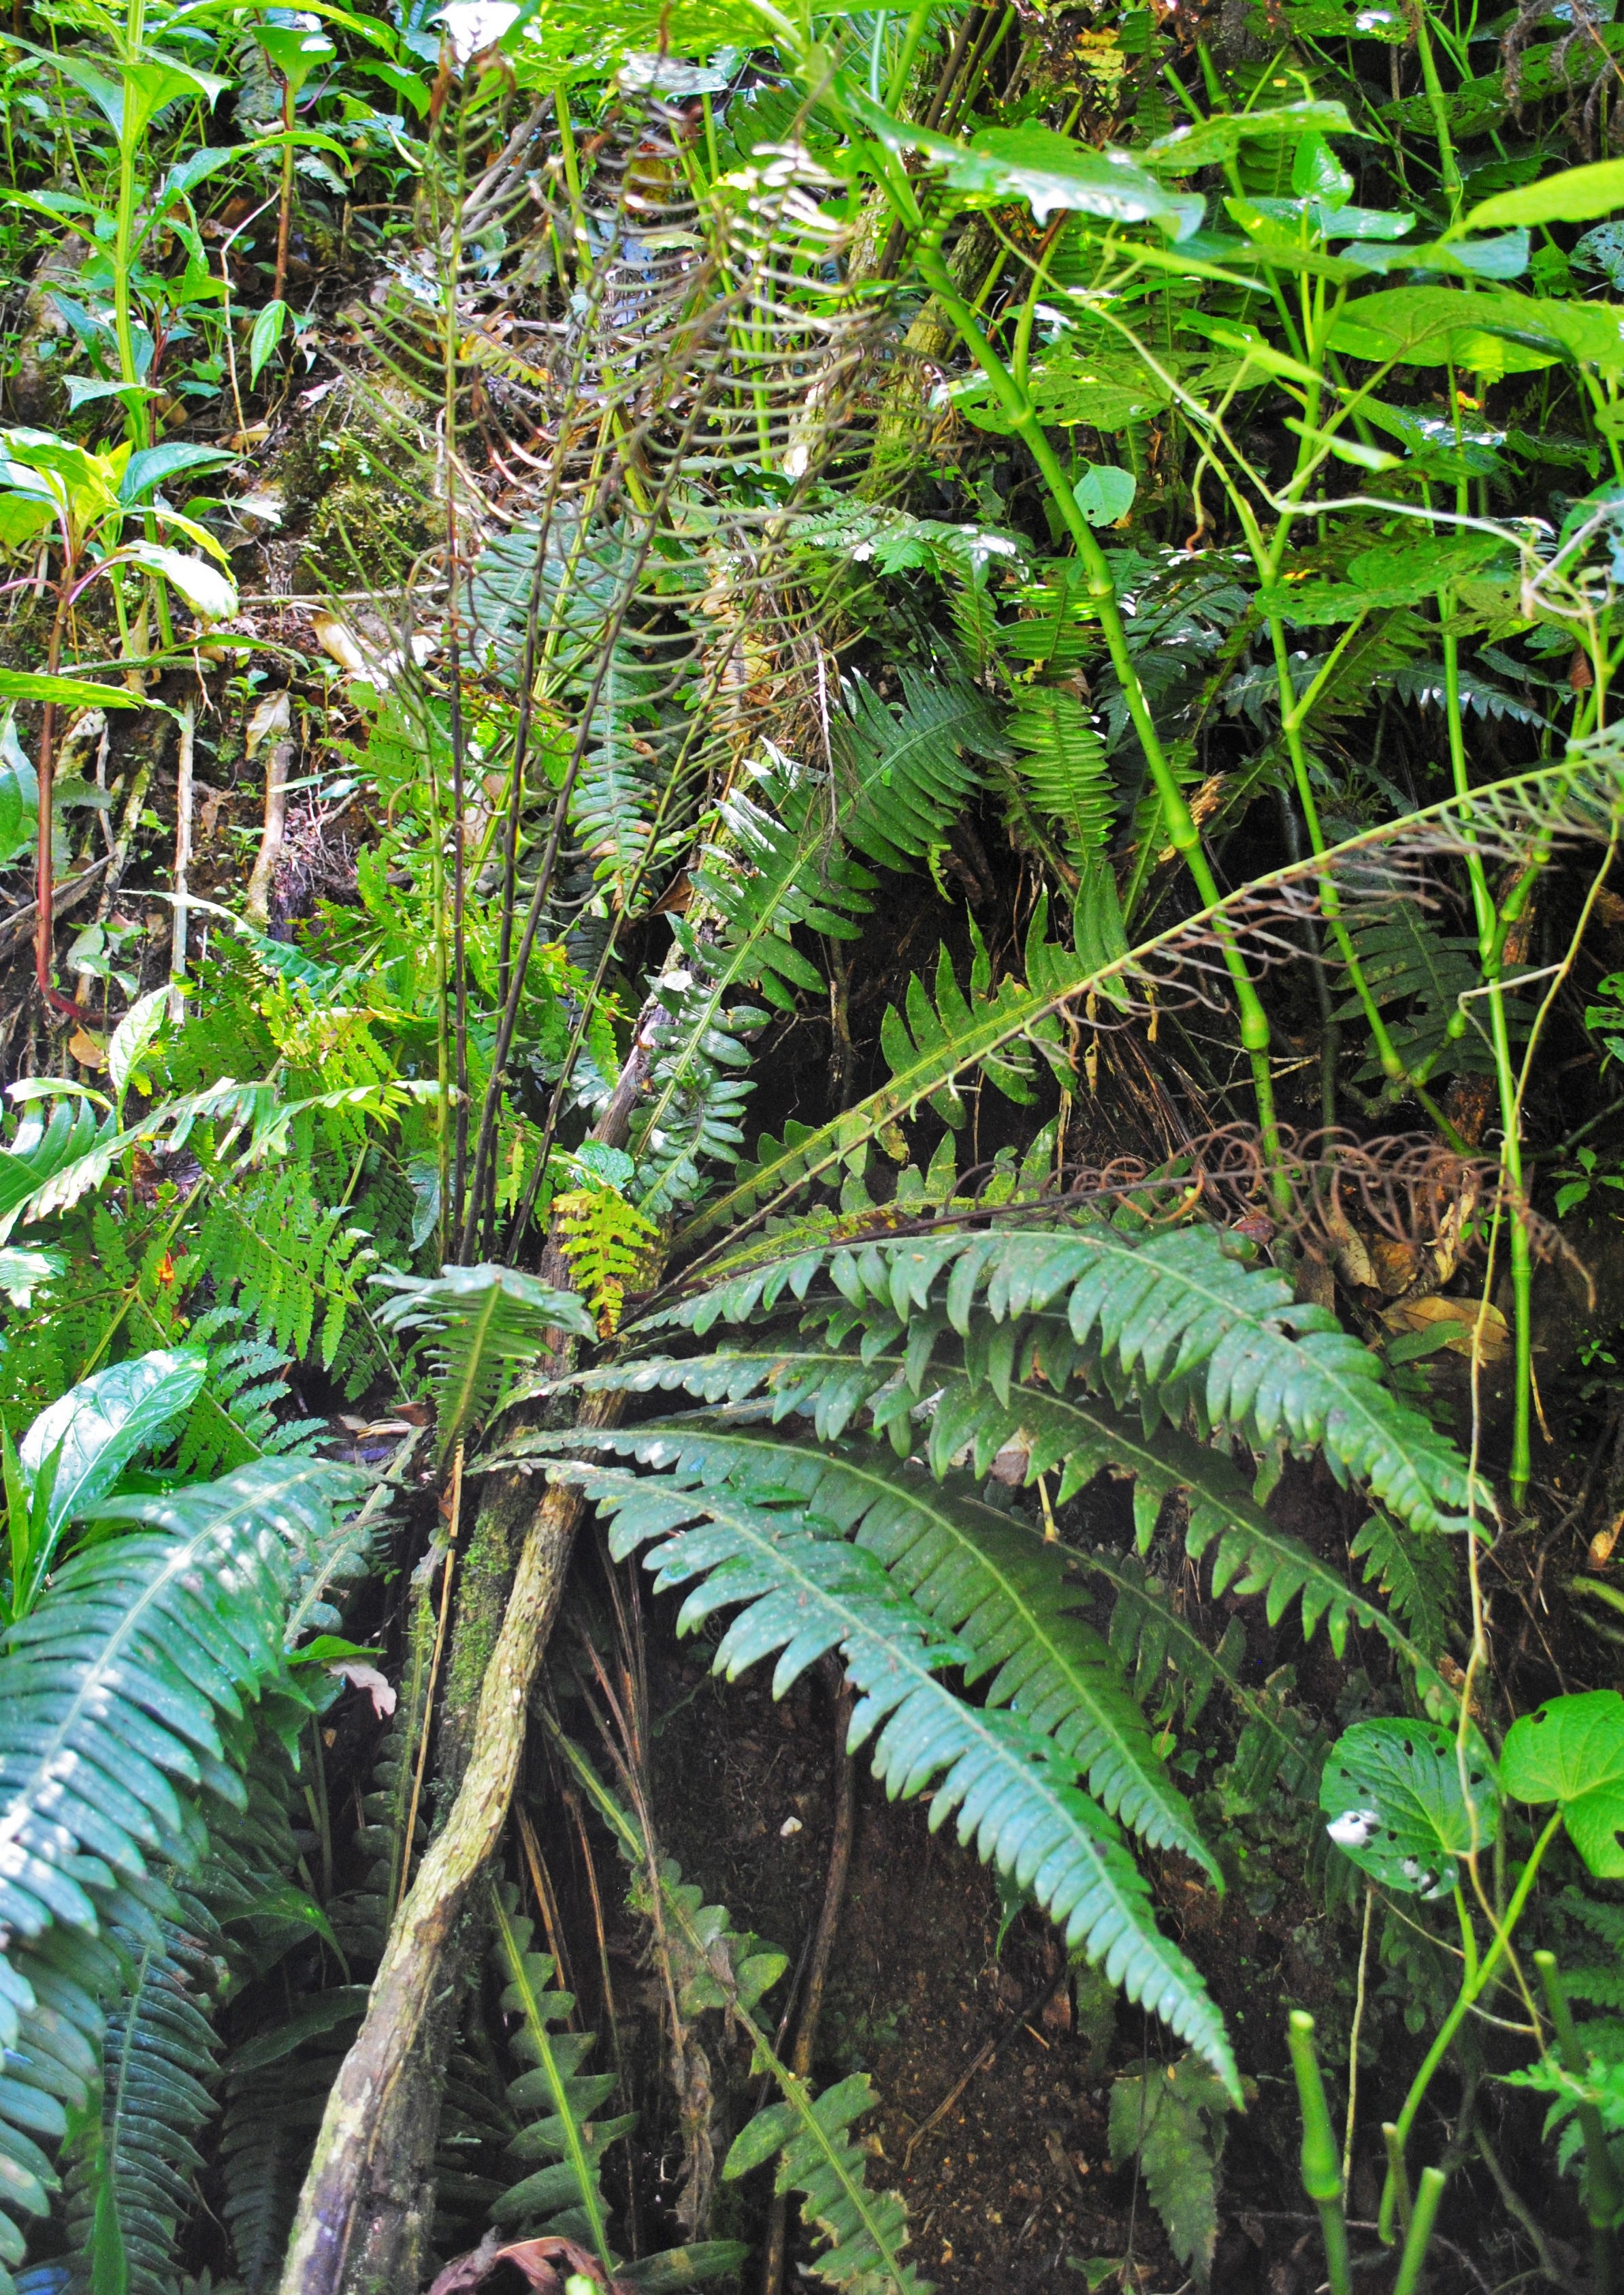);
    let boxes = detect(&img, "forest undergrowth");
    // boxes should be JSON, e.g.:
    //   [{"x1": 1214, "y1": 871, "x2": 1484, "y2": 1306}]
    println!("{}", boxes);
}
[{"x1": 7, "y1": 0, "x2": 1624, "y2": 2288}]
